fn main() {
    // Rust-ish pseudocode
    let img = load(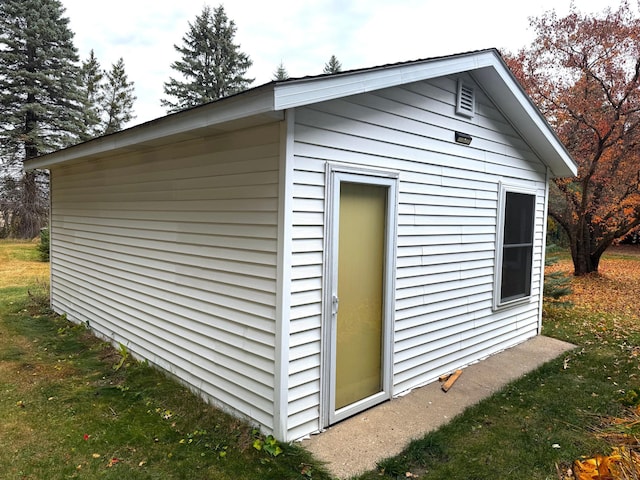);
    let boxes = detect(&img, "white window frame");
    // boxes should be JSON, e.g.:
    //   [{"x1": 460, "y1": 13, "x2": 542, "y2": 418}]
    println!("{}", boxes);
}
[{"x1": 493, "y1": 183, "x2": 537, "y2": 310}]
